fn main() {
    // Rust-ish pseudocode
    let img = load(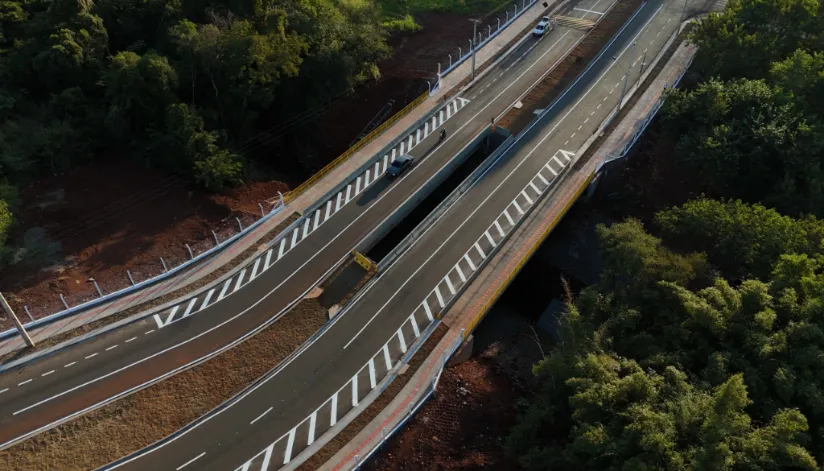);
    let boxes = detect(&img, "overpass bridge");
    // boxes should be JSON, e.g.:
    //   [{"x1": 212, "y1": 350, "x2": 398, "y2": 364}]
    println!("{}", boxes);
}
[{"x1": 0, "y1": 0, "x2": 712, "y2": 469}]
